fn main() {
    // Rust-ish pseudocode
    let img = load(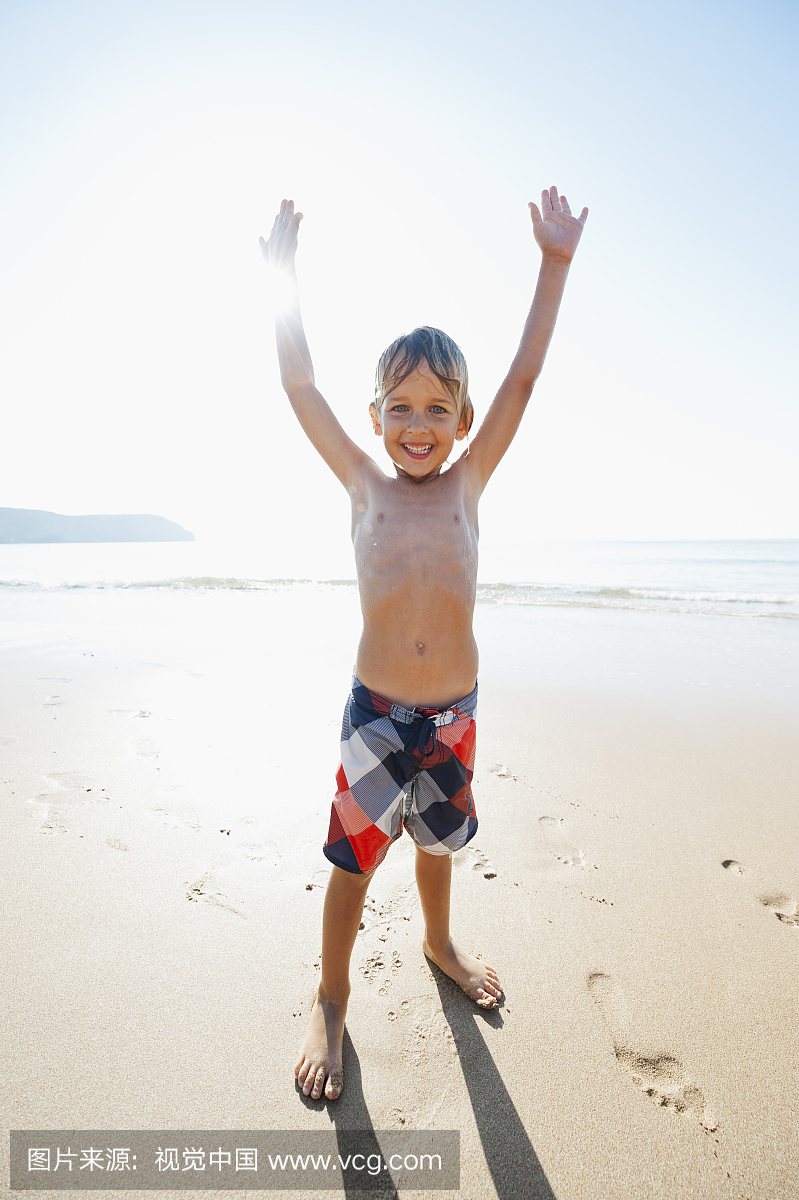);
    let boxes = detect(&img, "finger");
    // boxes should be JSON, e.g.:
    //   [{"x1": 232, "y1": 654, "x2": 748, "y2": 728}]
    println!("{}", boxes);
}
[
  {"x1": 578, "y1": 207, "x2": 589, "y2": 225},
  {"x1": 259, "y1": 236, "x2": 266, "y2": 248},
  {"x1": 549, "y1": 185, "x2": 560, "y2": 211},
  {"x1": 560, "y1": 194, "x2": 572, "y2": 216},
  {"x1": 292, "y1": 212, "x2": 304, "y2": 228},
  {"x1": 541, "y1": 188, "x2": 552, "y2": 213},
  {"x1": 528, "y1": 201, "x2": 542, "y2": 227}
]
